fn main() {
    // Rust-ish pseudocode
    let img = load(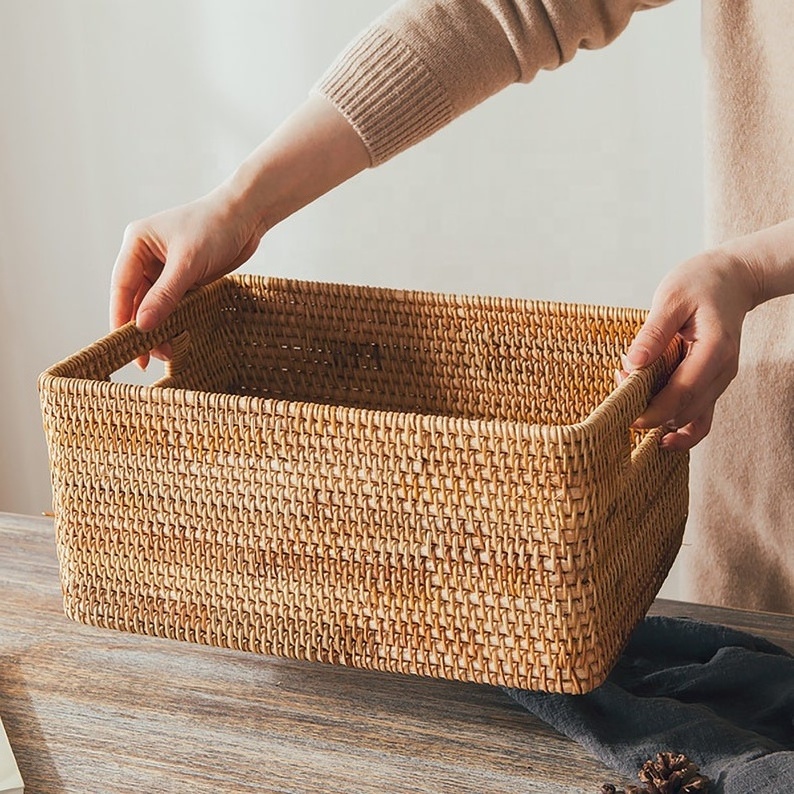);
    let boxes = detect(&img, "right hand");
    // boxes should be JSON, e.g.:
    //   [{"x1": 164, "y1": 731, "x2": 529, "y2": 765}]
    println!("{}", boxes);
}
[
  {"x1": 110, "y1": 185, "x2": 263, "y2": 368},
  {"x1": 619, "y1": 248, "x2": 758, "y2": 451}
]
